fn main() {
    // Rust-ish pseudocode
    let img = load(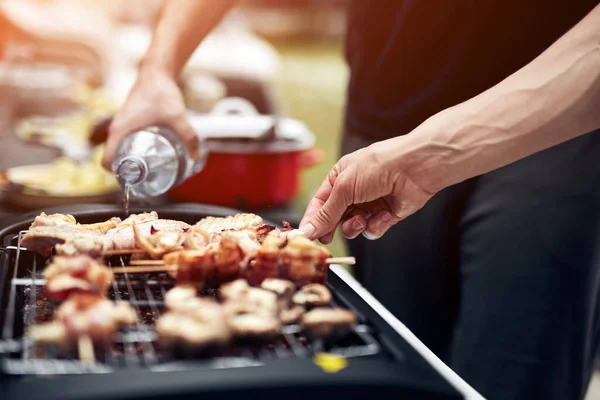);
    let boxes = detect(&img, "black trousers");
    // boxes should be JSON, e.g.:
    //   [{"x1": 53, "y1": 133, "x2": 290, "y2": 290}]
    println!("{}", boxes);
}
[{"x1": 341, "y1": 129, "x2": 600, "y2": 400}]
